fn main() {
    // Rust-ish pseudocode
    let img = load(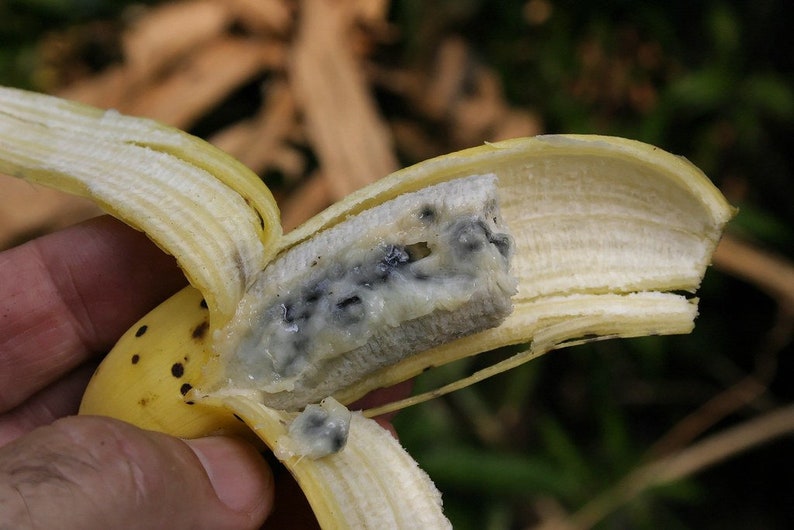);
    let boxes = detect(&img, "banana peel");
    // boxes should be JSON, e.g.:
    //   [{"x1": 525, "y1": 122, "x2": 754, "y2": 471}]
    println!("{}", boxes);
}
[{"x1": 0, "y1": 86, "x2": 734, "y2": 529}]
